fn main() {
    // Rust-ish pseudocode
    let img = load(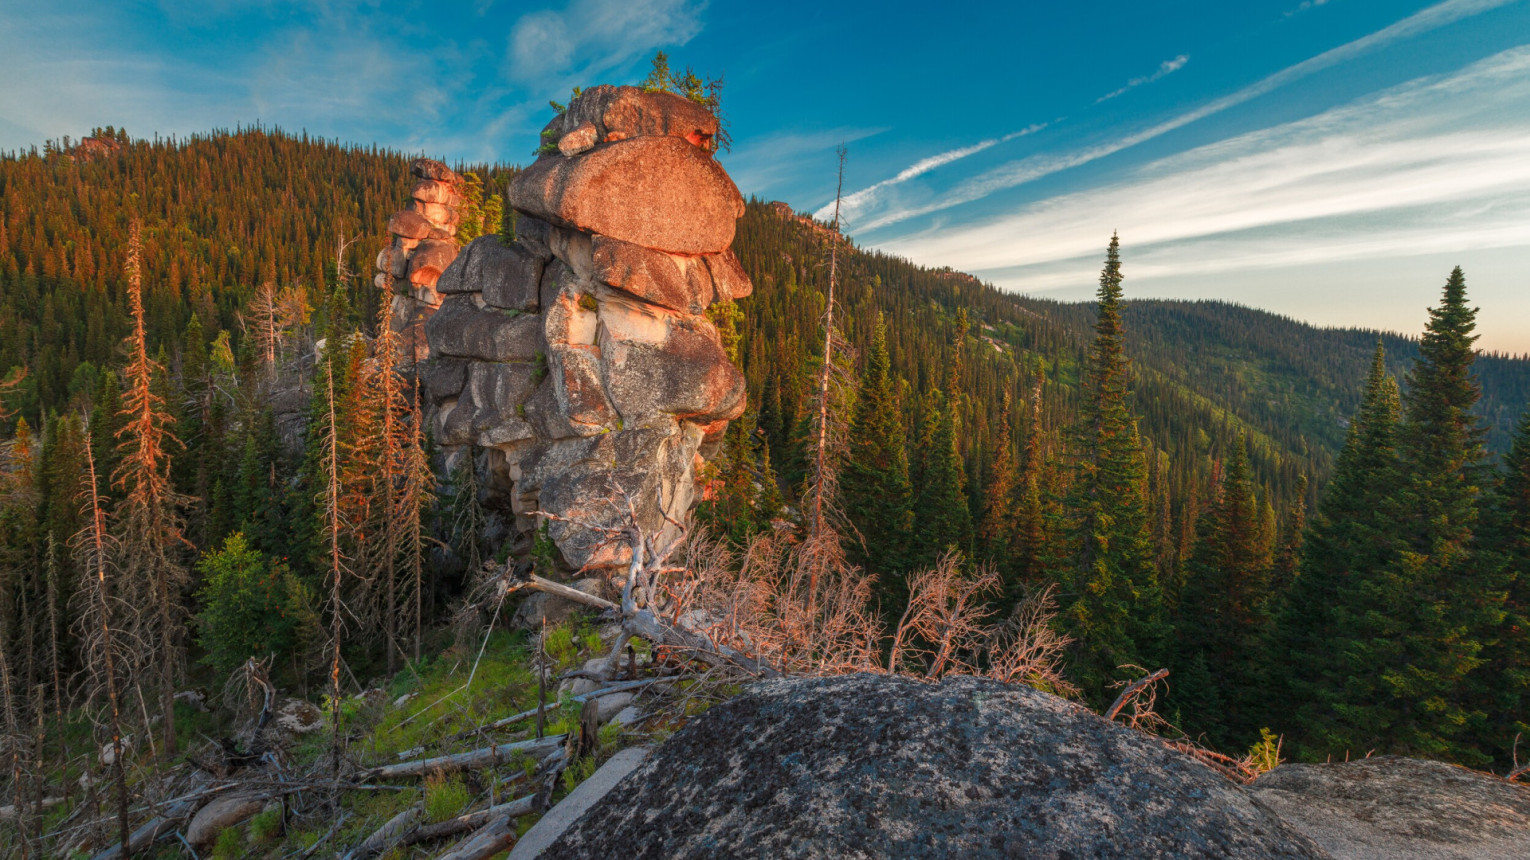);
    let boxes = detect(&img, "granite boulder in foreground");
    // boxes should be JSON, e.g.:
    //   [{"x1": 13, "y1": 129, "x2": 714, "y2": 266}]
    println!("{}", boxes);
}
[
  {"x1": 1249, "y1": 755, "x2": 1530, "y2": 860},
  {"x1": 538, "y1": 673, "x2": 1329, "y2": 859}
]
